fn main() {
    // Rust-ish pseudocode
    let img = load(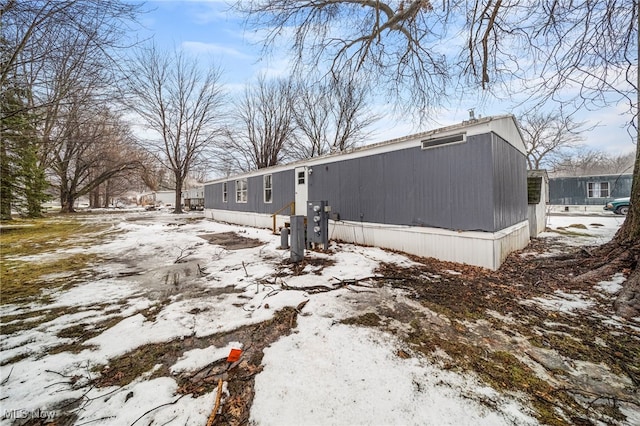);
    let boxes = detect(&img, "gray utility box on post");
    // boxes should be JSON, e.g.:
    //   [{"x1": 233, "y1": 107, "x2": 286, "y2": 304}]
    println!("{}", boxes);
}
[
  {"x1": 290, "y1": 215, "x2": 305, "y2": 263},
  {"x1": 307, "y1": 200, "x2": 330, "y2": 250}
]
